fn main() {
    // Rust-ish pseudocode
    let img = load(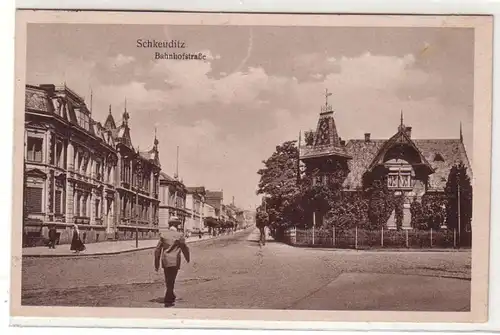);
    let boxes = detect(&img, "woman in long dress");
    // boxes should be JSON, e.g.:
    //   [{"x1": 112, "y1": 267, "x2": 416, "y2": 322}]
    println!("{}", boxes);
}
[{"x1": 70, "y1": 224, "x2": 86, "y2": 253}]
